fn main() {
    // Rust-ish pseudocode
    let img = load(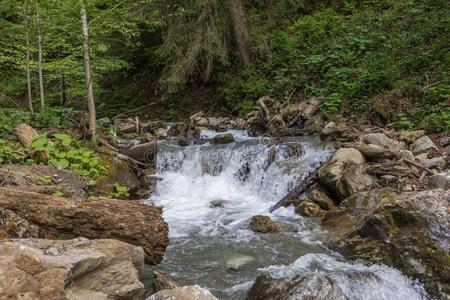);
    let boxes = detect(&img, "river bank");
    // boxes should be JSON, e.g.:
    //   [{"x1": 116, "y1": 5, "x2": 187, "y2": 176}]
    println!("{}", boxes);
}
[{"x1": 0, "y1": 96, "x2": 449, "y2": 299}]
